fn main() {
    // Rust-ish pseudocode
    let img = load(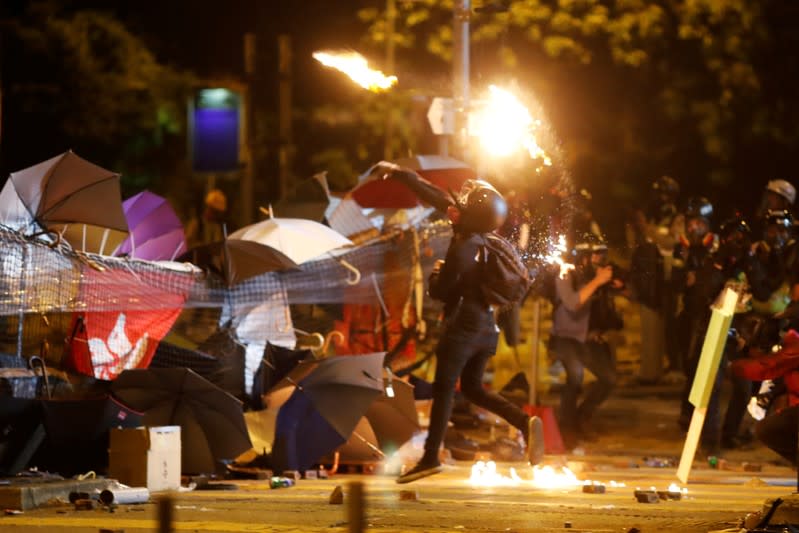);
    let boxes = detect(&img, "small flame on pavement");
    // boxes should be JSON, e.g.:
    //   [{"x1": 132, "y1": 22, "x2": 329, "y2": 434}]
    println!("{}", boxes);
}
[
  {"x1": 469, "y1": 461, "x2": 583, "y2": 490},
  {"x1": 470, "y1": 461, "x2": 515, "y2": 487},
  {"x1": 313, "y1": 51, "x2": 397, "y2": 92},
  {"x1": 530, "y1": 465, "x2": 580, "y2": 489},
  {"x1": 470, "y1": 85, "x2": 552, "y2": 164}
]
